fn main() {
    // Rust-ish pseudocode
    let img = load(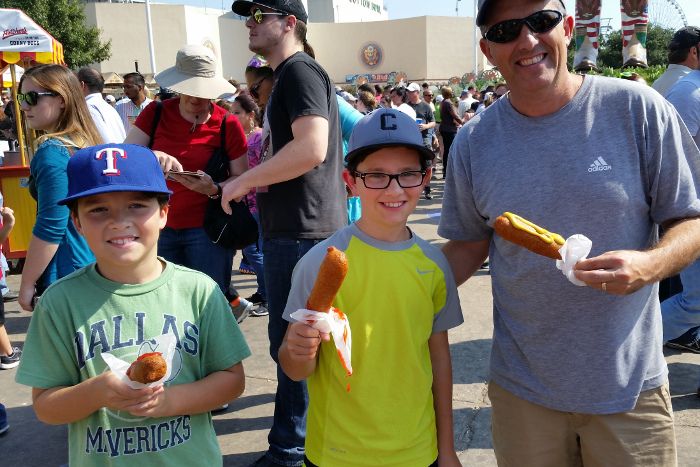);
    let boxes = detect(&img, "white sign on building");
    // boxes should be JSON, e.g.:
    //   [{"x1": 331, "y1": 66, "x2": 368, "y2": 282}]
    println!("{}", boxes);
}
[{"x1": 308, "y1": 0, "x2": 387, "y2": 23}]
